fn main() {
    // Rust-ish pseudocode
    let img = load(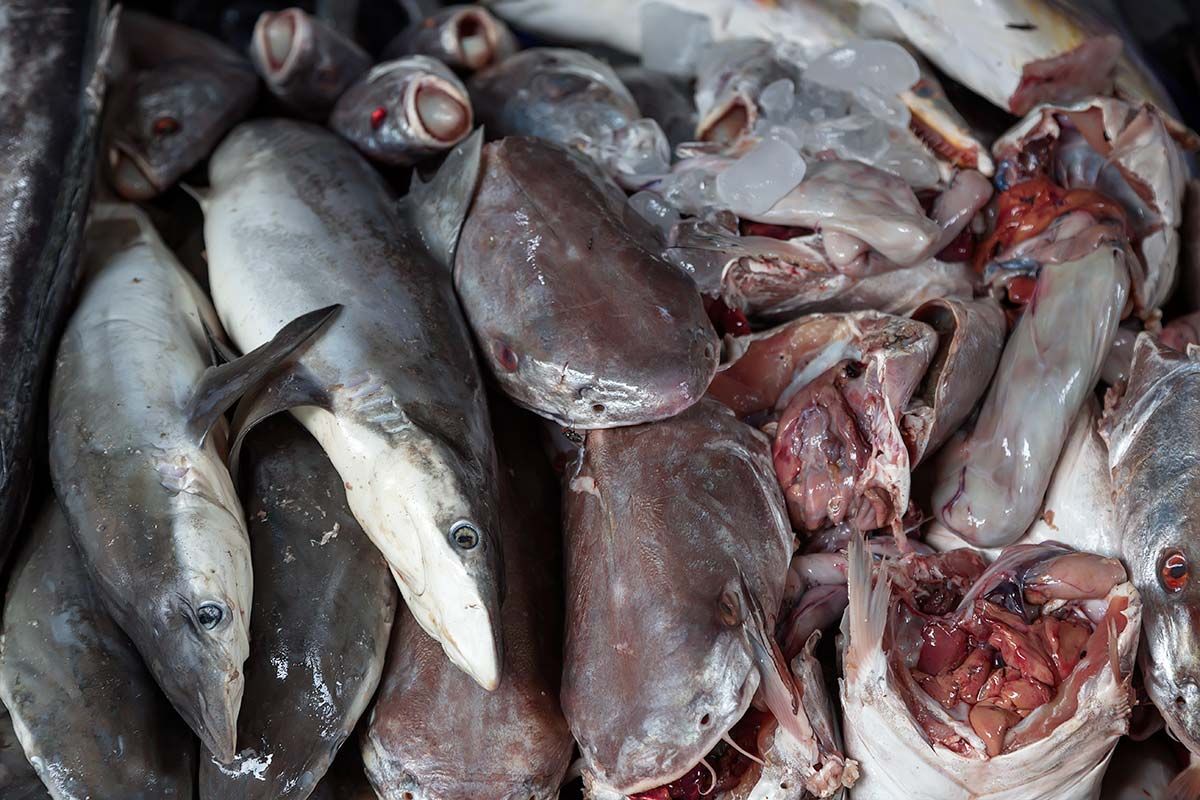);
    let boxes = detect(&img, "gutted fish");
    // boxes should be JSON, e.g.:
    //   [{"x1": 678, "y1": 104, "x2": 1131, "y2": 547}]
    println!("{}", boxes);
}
[
  {"x1": 204, "y1": 119, "x2": 505, "y2": 692},
  {"x1": 563, "y1": 399, "x2": 855, "y2": 799},
  {"x1": 0, "y1": 0, "x2": 111, "y2": 567},
  {"x1": 330, "y1": 56, "x2": 473, "y2": 166},
  {"x1": 931, "y1": 246, "x2": 1129, "y2": 547},
  {"x1": 250, "y1": 7, "x2": 371, "y2": 119},
  {"x1": 468, "y1": 48, "x2": 670, "y2": 185},
  {"x1": 989, "y1": 97, "x2": 1187, "y2": 316},
  {"x1": 693, "y1": 38, "x2": 799, "y2": 147},
  {"x1": 50, "y1": 203, "x2": 333, "y2": 762},
  {"x1": 444, "y1": 135, "x2": 719, "y2": 428},
  {"x1": 708, "y1": 311, "x2": 937, "y2": 533},
  {"x1": 105, "y1": 10, "x2": 257, "y2": 199},
  {"x1": 905, "y1": 296, "x2": 1007, "y2": 463},
  {"x1": 199, "y1": 415, "x2": 397, "y2": 798},
  {"x1": 0, "y1": 501, "x2": 195, "y2": 799},
  {"x1": 383, "y1": 5, "x2": 517, "y2": 73},
  {"x1": 1101, "y1": 334, "x2": 1200, "y2": 764},
  {"x1": 362, "y1": 402, "x2": 573, "y2": 800},
  {"x1": 841, "y1": 536, "x2": 1141, "y2": 799}
]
